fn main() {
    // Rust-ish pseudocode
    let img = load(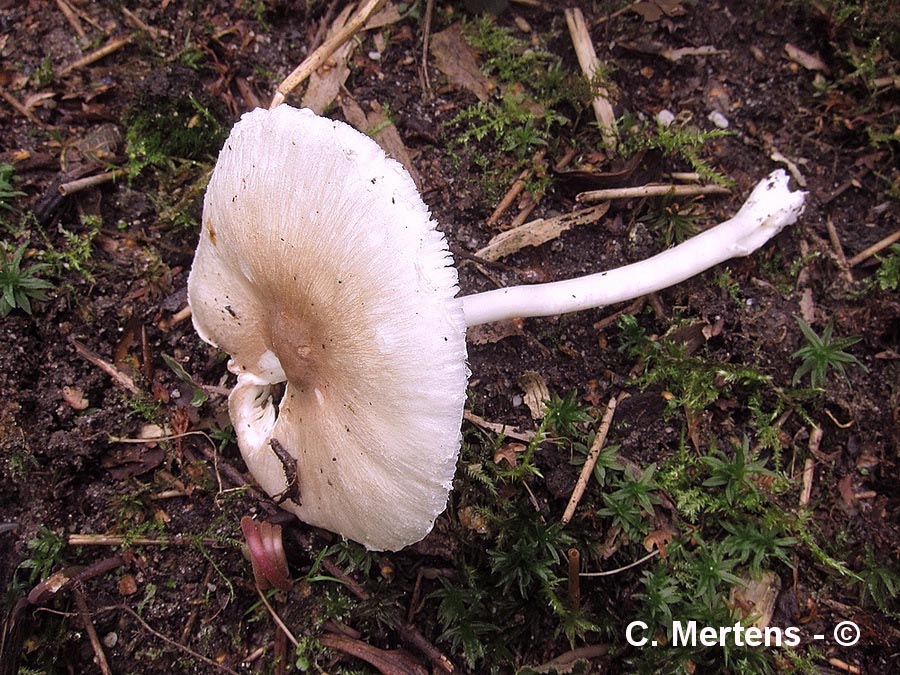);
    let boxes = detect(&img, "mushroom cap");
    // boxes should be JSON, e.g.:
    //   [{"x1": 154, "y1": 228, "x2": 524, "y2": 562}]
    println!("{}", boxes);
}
[{"x1": 188, "y1": 106, "x2": 468, "y2": 551}]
